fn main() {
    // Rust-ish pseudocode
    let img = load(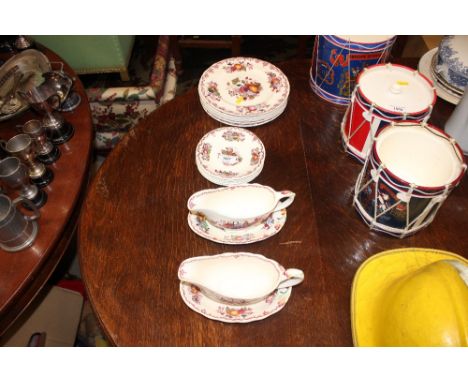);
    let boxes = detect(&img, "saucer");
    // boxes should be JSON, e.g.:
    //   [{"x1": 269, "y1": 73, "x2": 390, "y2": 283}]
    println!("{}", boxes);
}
[
  {"x1": 195, "y1": 126, "x2": 266, "y2": 185},
  {"x1": 180, "y1": 281, "x2": 292, "y2": 323},
  {"x1": 418, "y1": 48, "x2": 460, "y2": 105},
  {"x1": 187, "y1": 209, "x2": 287, "y2": 245}
]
